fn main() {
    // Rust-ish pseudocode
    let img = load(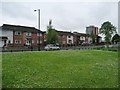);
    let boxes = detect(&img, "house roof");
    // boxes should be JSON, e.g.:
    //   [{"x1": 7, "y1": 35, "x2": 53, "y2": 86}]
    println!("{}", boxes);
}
[
  {"x1": 73, "y1": 32, "x2": 90, "y2": 37},
  {"x1": 55, "y1": 30, "x2": 73, "y2": 35},
  {"x1": 86, "y1": 25, "x2": 98, "y2": 28},
  {"x1": 1, "y1": 24, "x2": 43, "y2": 33},
  {"x1": 55, "y1": 30, "x2": 91, "y2": 37}
]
